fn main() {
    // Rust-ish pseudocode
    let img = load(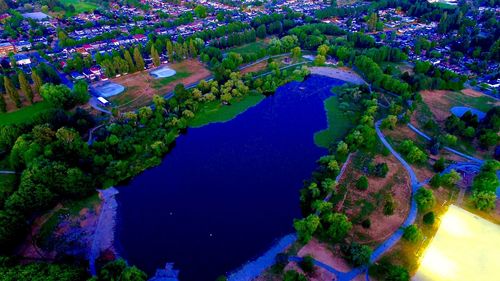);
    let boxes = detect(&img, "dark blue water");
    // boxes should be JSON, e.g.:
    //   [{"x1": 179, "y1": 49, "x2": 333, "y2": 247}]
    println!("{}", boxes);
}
[{"x1": 116, "y1": 75, "x2": 345, "y2": 281}]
